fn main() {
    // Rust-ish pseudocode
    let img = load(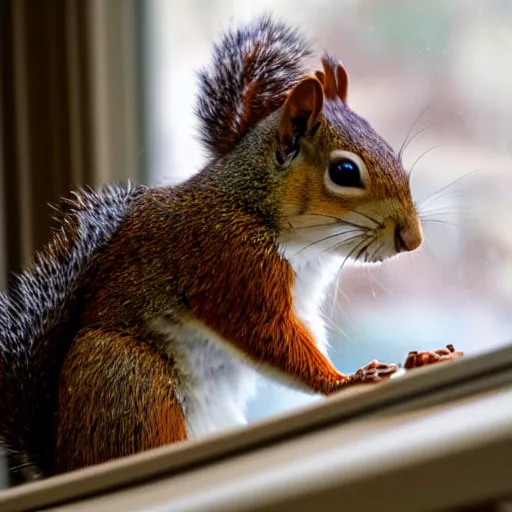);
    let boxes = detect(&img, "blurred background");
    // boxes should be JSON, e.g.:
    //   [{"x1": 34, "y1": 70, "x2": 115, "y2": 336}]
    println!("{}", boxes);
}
[{"x1": 1, "y1": 0, "x2": 512, "y2": 486}]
